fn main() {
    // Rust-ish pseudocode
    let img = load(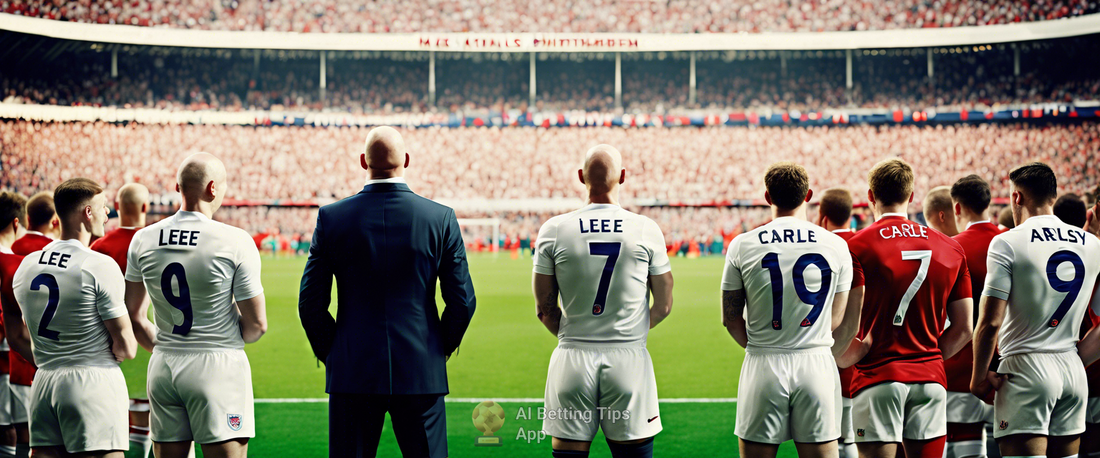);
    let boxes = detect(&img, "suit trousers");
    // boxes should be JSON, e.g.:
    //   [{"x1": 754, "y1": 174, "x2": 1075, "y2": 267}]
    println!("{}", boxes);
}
[{"x1": 328, "y1": 393, "x2": 447, "y2": 458}]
